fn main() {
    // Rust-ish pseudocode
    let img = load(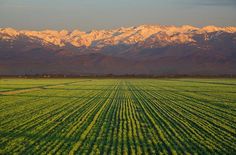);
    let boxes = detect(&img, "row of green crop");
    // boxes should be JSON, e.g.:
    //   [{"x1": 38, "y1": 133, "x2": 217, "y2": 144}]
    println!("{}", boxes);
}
[
  {"x1": 128, "y1": 80, "x2": 236, "y2": 154},
  {"x1": 0, "y1": 79, "x2": 236, "y2": 154}
]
